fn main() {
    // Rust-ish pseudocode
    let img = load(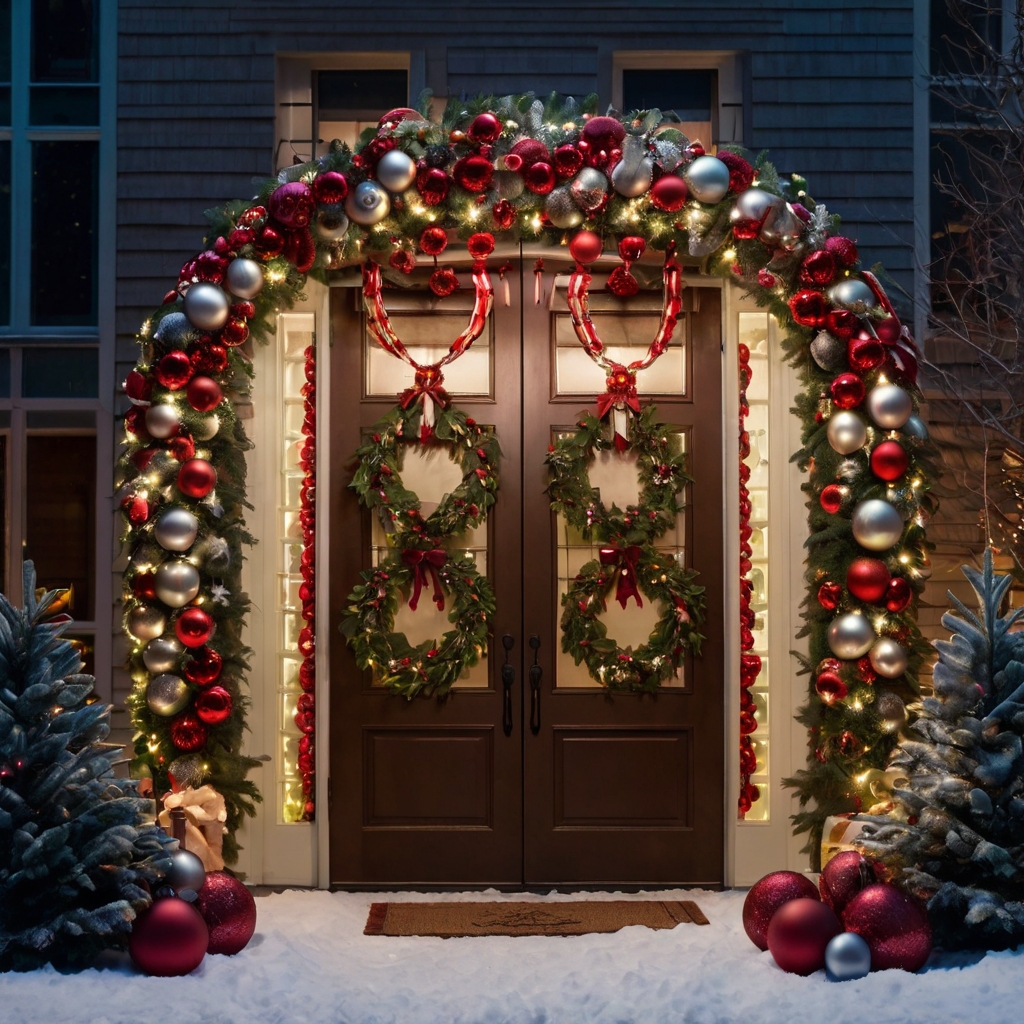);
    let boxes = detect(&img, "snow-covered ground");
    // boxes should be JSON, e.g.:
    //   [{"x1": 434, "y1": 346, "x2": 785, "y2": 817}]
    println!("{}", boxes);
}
[{"x1": 5, "y1": 888, "x2": 1022, "y2": 1024}]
